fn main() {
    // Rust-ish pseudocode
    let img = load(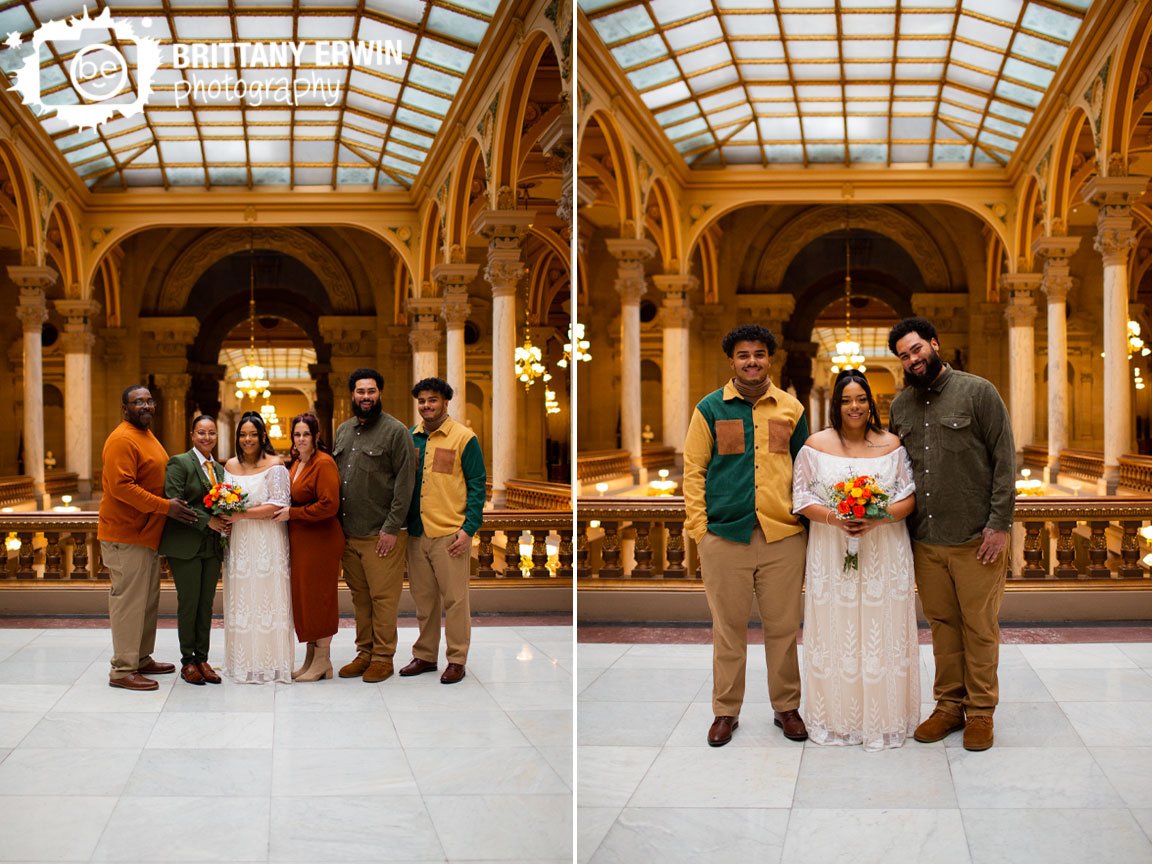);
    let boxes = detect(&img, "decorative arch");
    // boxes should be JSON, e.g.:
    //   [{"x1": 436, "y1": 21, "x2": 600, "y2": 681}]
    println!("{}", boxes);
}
[
  {"x1": 582, "y1": 109, "x2": 640, "y2": 236},
  {"x1": 490, "y1": 29, "x2": 556, "y2": 201},
  {"x1": 446, "y1": 137, "x2": 485, "y2": 257},
  {"x1": 97, "y1": 247, "x2": 123, "y2": 327},
  {"x1": 1104, "y1": 4, "x2": 1152, "y2": 165},
  {"x1": 1048, "y1": 108, "x2": 1092, "y2": 232},
  {"x1": 696, "y1": 227, "x2": 720, "y2": 305},
  {"x1": 43, "y1": 200, "x2": 82, "y2": 297},
  {"x1": 643, "y1": 175, "x2": 683, "y2": 272},
  {"x1": 1015, "y1": 174, "x2": 1041, "y2": 271},
  {"x1": 416, "y1": 199, "x2": 441, "y2": 296},
  {"x1": 0, "y1": 139, "x2": 38, "y2": 265}
]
